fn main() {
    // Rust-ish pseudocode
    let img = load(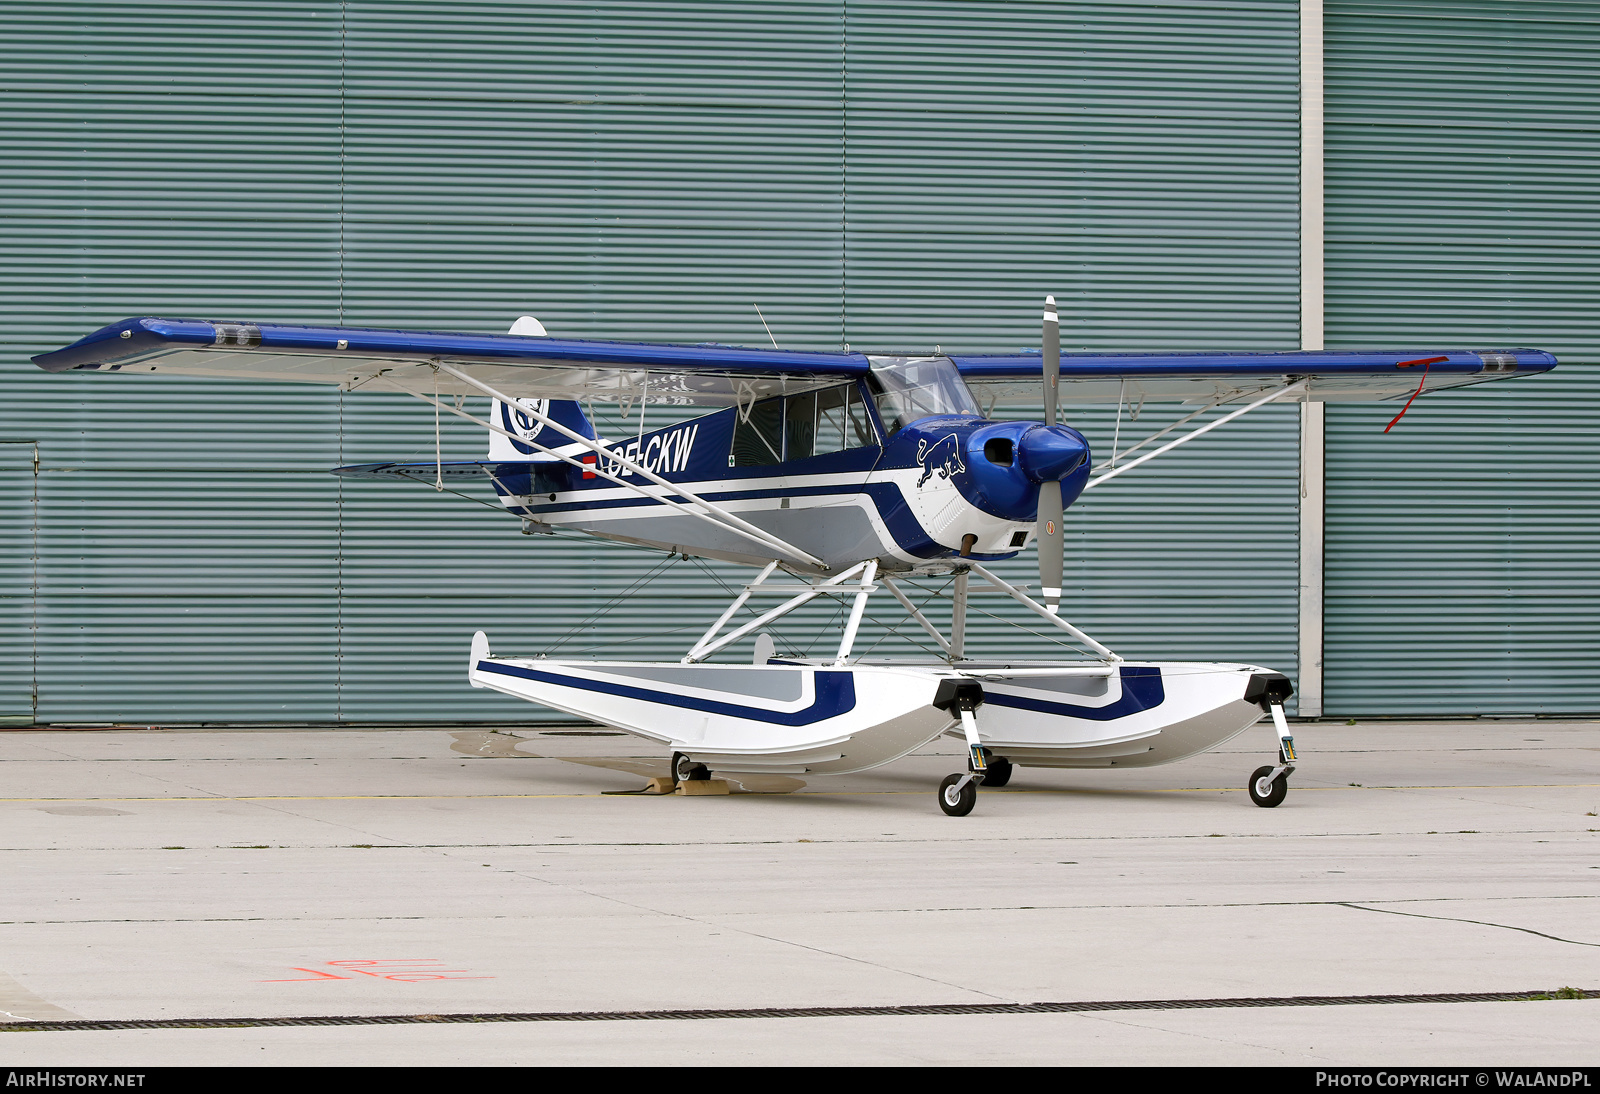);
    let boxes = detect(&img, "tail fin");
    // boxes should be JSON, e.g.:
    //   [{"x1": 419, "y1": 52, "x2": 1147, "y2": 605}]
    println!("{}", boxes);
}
[
  {"x1": 489, "y1": 316, "x2": 598, "y2": 459},
  {"x1": 468, "y1": 630, "x2": 490, "y2": 687},
  {"x1": 489, "y1": 397, "x2": 596, "y2": 458}
]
